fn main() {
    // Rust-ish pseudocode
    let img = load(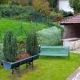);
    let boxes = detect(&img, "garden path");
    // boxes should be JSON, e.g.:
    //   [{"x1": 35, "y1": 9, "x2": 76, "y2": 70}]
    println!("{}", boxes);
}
[
  {"x1": 67, "y1": 48, "x2": 80, "y2": 80},
  {"x1": 67, "y1": 67, "x2": 80, "y2": 80}
]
